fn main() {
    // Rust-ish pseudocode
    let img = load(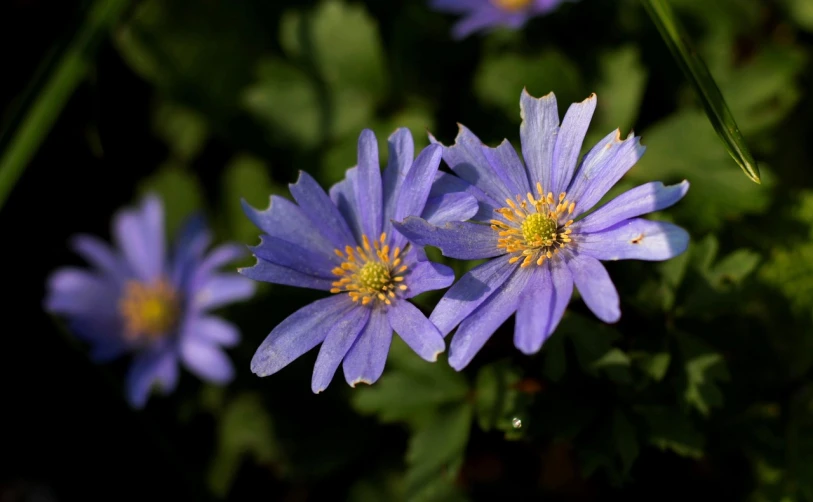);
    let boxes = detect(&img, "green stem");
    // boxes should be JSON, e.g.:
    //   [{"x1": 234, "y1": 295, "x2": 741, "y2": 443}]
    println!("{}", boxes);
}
[
  {"x1": 641, "y1": 0, "x2": 761, "y2": 184},
  {"x1": 0, "y1": 0, "x2": 132, "y2": 211}
]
